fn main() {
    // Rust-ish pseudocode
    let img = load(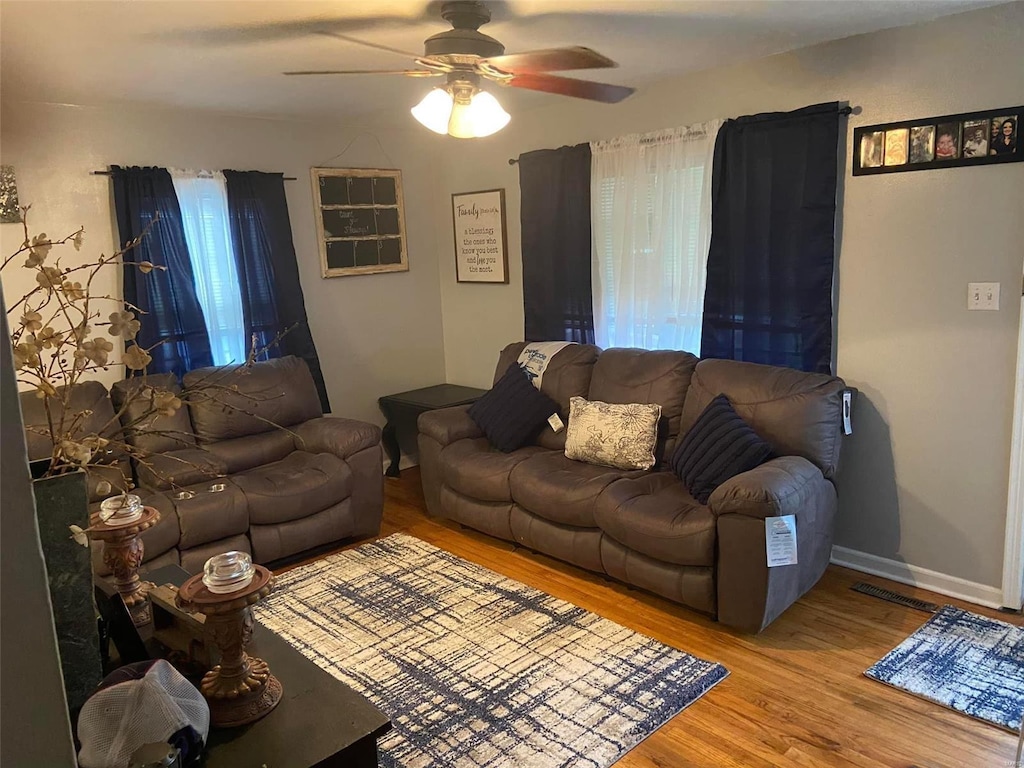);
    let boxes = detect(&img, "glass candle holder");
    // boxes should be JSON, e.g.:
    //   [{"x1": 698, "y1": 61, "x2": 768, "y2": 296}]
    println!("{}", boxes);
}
[
  {"x1": 100, "y1": 493, "x2": 143, "y2": 525},
  {"x1": 202, "y1": 551, "x2": 256, "y2": 594}
]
